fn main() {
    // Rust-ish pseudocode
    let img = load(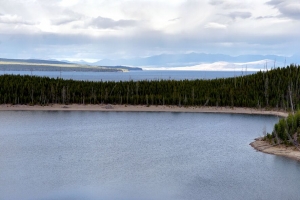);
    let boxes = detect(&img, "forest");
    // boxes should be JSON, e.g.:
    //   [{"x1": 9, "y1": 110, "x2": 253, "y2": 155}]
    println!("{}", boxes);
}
[{"x1": 0, "y1": 64, "x2": 300, "y2": 111}]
